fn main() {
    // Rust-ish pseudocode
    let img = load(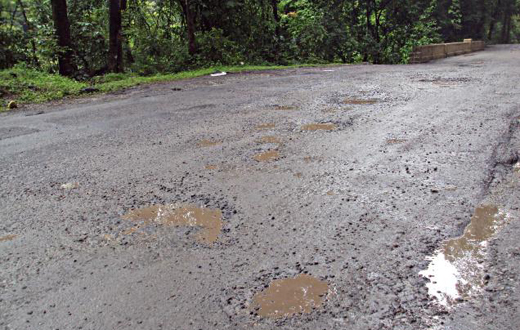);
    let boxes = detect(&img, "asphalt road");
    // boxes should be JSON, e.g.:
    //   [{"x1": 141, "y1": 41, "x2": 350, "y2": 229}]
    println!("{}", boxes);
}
[{"x1": 1, "y1": 45, "x2": 520, "y2": 330}]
